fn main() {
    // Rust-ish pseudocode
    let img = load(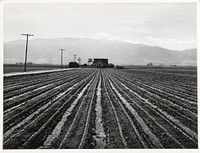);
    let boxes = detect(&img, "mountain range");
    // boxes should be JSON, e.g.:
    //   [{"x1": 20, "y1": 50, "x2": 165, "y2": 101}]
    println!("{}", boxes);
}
[{"x1": 4, "y1": 37, "x2": 197, "y2": 66}]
